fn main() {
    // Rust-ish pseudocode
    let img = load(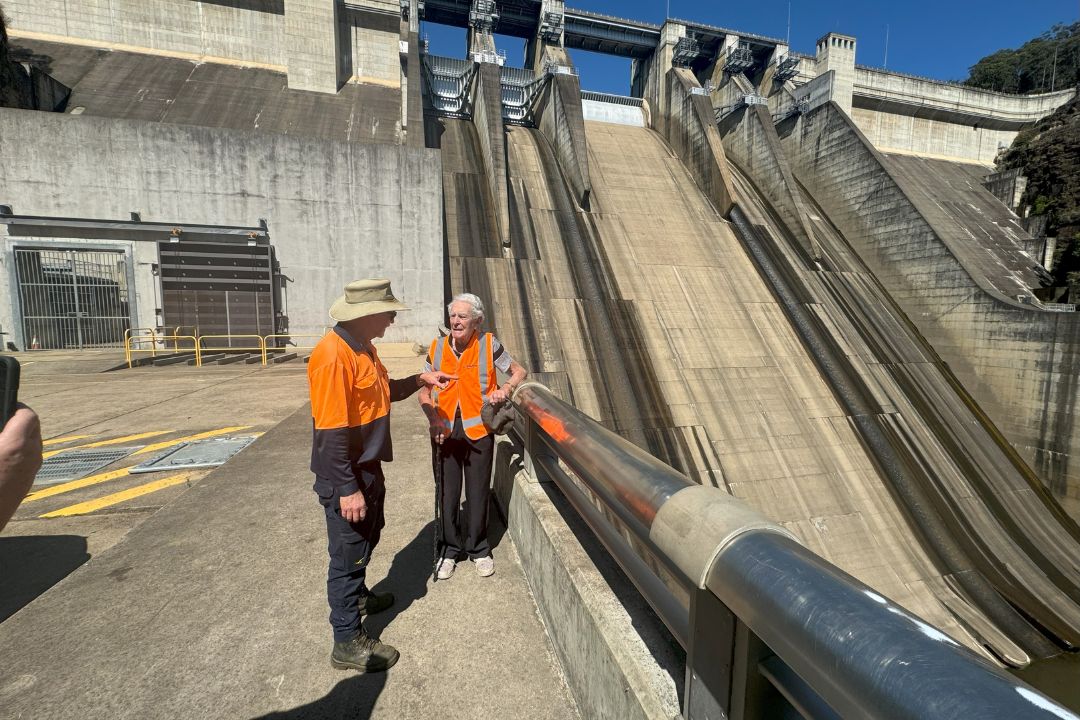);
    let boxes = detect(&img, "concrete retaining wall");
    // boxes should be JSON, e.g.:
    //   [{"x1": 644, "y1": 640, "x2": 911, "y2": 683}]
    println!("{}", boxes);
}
[
  {"x1": 851, "y1": 69, "x2": 1075, "y2": 164},
  {"x1": 776, "y1": 100, "x2": 1080, "y2": 511},
  {"x1": 493, "y1": 440, "x2": 682, "y2": 720},
  {"x1": 0, "y1": 108, "x2": 443, "y2": 344},
  {"x1": 851, "y1": 107, "x2": 1014, "y2": 165},
  {"x1": 4, "y1": 0, "x2": 286, "y2": 68},
  {"x1": 5, "y1": 0, "x2": 402, "y2": 89}
]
